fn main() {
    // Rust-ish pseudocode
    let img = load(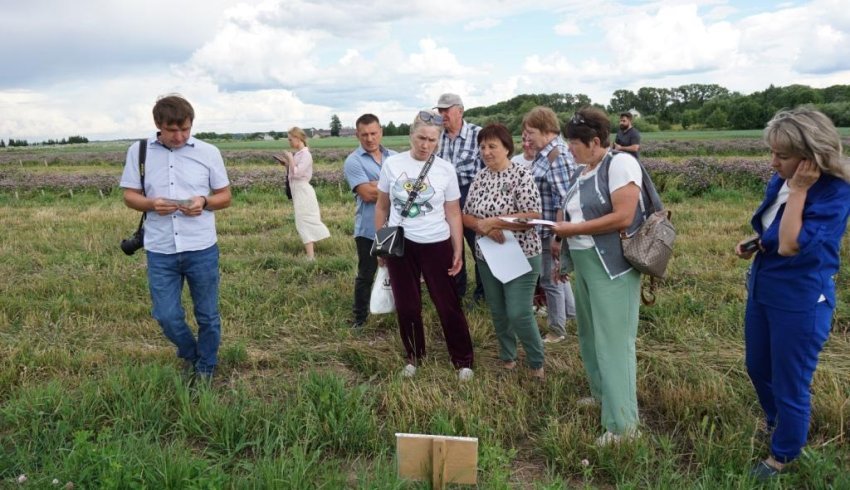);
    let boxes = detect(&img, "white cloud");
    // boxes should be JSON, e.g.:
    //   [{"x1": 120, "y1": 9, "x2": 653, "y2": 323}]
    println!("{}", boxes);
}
[
  {"x1": 464, "y1": 17, "x2": 501, "y2": 31},
  {"x1": 554, "y1": 20, "x2": 581, "y2": 36},
  {"x1": 3, "y1": 1, "x2": 850, "y2": 142},
  {"x1": 609, "y1": 4, "x2": 739, "y2": 76}
]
